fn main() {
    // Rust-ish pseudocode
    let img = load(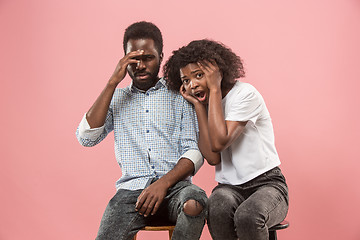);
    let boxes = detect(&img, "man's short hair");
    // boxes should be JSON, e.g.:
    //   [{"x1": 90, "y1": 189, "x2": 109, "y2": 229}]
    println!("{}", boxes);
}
[{"x1": 123, "y1": 21, "x2": 163, "y2": 55}]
